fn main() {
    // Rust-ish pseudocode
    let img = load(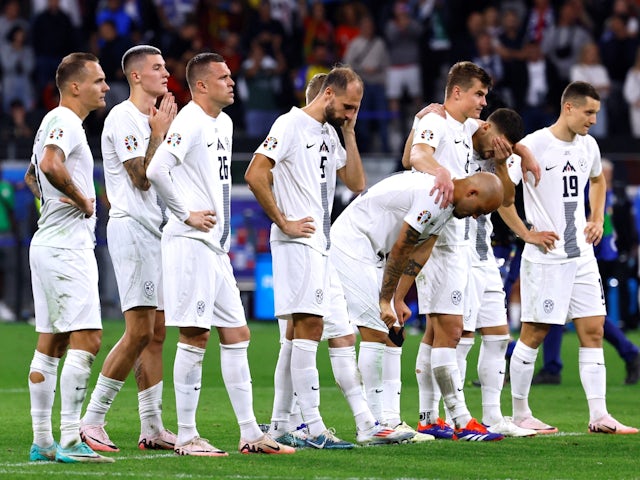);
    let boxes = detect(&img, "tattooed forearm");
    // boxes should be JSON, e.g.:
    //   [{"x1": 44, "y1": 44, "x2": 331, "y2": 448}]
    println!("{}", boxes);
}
[
  {"x1": 144, "y1": 136, "x2": 163, "y2": 171},
  {"x1": 402, "y1": 225, "x2": 420, "y2": 245},
  {"x1": 403, "y1": 258, "x2": 423, "y2": 276},
  {"x1": 380, "y1": 261, "x2": 405, "y2": 301},
  {"x1": 24, "y1": 164, "x2": 41, "y2": 199}
]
